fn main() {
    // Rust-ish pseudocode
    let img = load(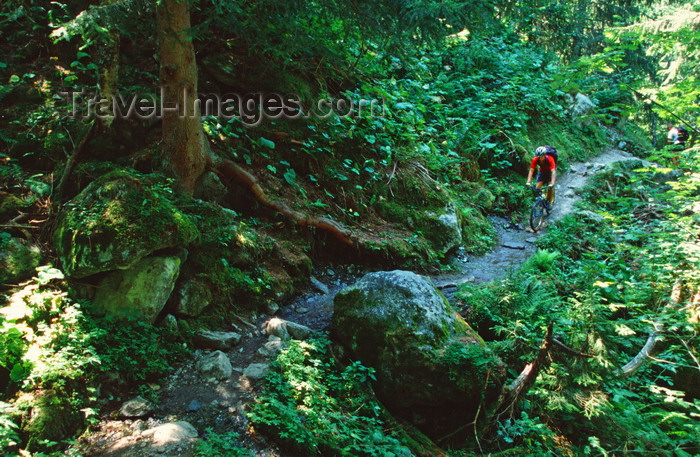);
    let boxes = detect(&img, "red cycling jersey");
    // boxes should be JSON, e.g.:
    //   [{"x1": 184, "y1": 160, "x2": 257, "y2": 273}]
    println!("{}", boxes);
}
[{"x1": 530, "y1": 155, "x2": 556, "y2": 171}]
